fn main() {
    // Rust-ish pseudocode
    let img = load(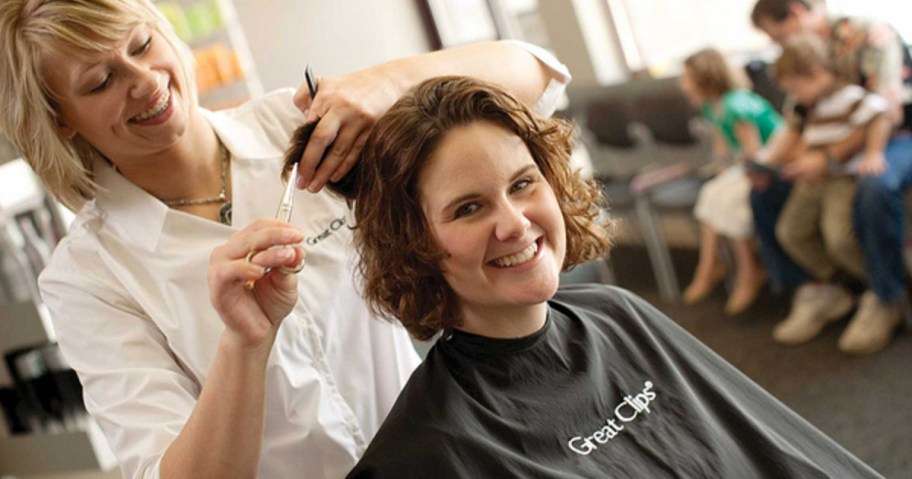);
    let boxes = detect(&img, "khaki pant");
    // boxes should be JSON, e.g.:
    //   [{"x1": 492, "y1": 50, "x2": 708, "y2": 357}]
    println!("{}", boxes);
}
[{"x1": 775, "y1": 177, "x2": 866, "y2": 281}]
